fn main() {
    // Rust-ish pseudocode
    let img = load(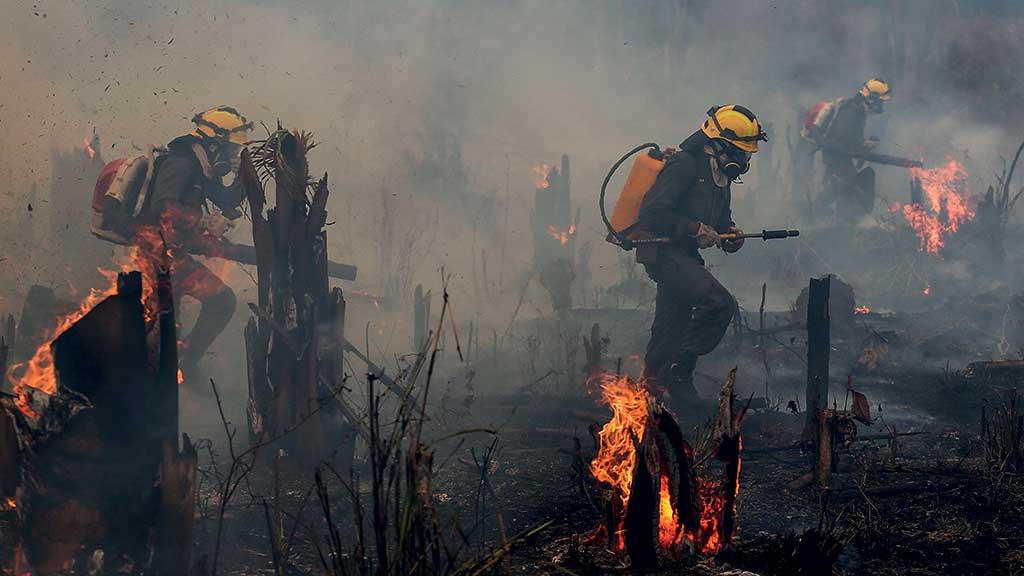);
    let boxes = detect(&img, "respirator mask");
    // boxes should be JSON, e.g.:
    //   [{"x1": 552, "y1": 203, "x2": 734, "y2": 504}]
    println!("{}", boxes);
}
[
  {"x1": 206, "y1": 141, "x2": 245, "y2": 219},
  {"x1": 712, "y1": 140, "x2": 752, "y2": 181}
]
